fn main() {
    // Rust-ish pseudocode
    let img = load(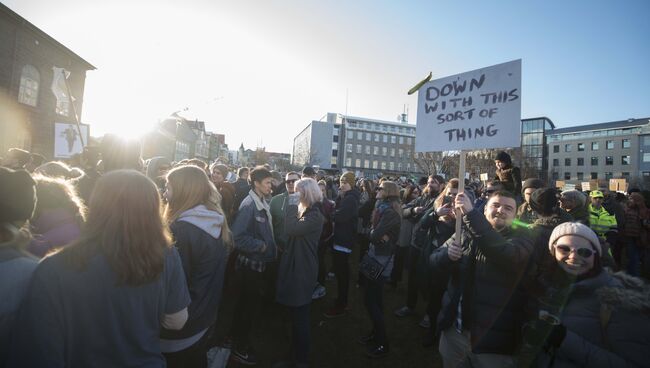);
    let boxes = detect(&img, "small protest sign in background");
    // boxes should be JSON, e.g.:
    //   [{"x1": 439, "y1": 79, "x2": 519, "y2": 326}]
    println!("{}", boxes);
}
[
  {"x1": 54, "y1": 122, "x2": 89, "y2": 158},
  {"x1": 415, "y1": 59, "x2": 521, "y2": 152}
]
